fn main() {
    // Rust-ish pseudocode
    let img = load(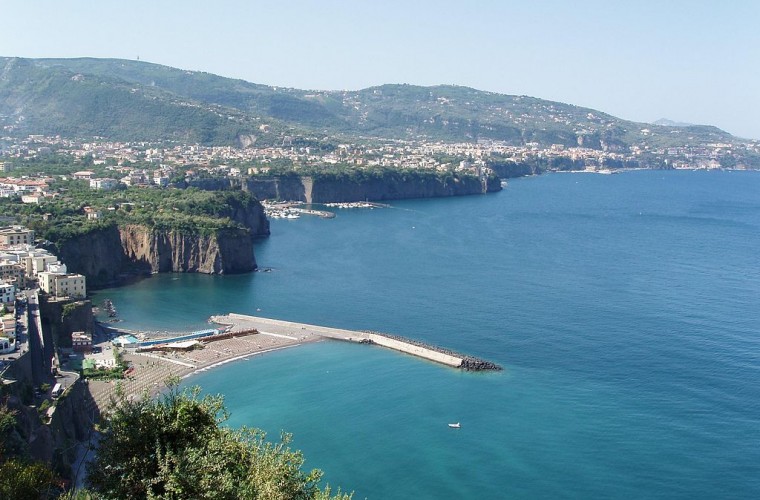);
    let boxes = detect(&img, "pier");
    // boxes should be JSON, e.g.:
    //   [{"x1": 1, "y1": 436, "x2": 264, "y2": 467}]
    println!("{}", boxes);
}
[{"x1": 211, "y1": 314, "x2": 501, "y2": 371}]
